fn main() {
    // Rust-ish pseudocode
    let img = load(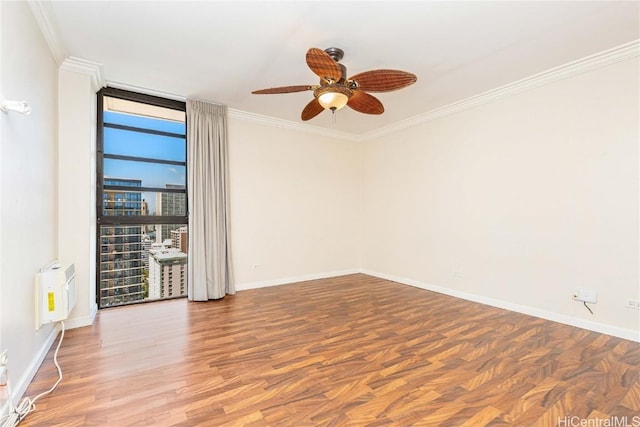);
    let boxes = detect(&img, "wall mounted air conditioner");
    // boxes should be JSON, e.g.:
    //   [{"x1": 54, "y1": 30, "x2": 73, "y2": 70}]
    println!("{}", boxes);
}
[{"x1": 35, "y1": 261, "x2": 76, "y2": 329}]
